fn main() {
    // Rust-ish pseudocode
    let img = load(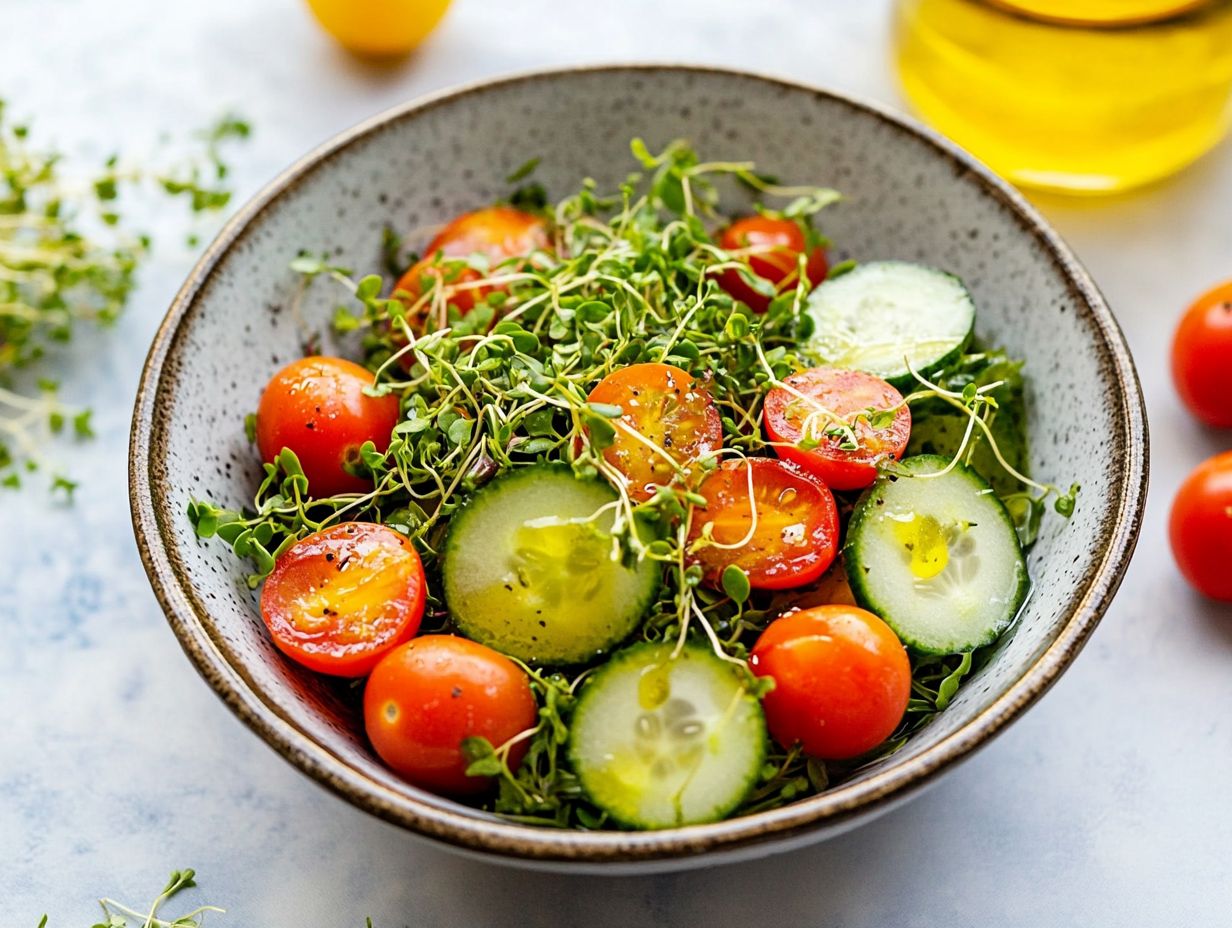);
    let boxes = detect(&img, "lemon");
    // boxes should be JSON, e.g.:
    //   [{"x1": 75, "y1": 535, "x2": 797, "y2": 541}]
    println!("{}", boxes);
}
[{"x1": 304, "y1": 0, "x2": 453, "y2": 58}]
